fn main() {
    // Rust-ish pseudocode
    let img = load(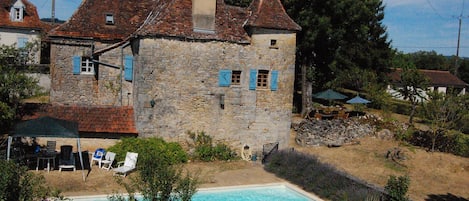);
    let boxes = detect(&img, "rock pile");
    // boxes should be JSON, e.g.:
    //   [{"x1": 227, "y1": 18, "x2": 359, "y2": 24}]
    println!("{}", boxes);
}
[{"x1": 294, "y1": 118, "x2": 376, "y2": 147}]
